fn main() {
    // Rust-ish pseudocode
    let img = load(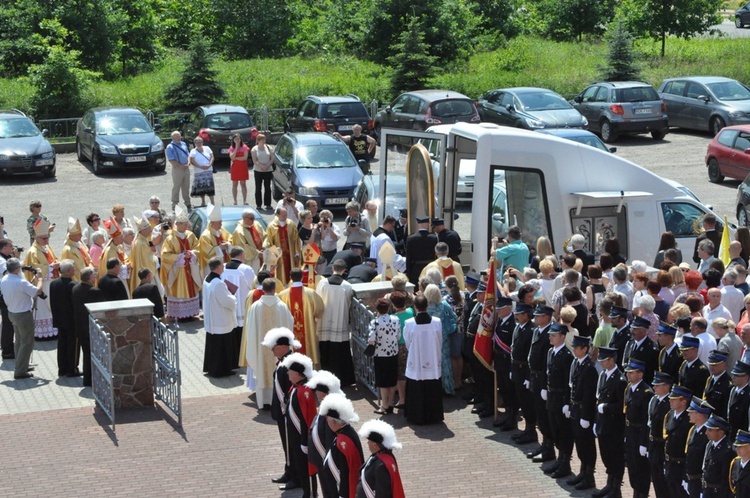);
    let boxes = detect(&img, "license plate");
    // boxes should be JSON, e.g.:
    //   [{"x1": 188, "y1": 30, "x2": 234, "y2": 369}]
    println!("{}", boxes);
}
[
  {"x1": 125, "y1": 156, "x2": 147, "y2": 163},
  {"x1": 634, "y1": 108, "x2": 652, "y2": 115},
  {"x1": 35, "y1": 159, "x2": 54, "y2": 166},
  {"x1": 221, "y1": 148, "x2": 230, "y2": 154},
  {"x1": 326, "y1": 197, "x2": 349, "y2": 205},
  {"x1": 338, "y1": 125, "x2": 353, "y2": 131}
]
